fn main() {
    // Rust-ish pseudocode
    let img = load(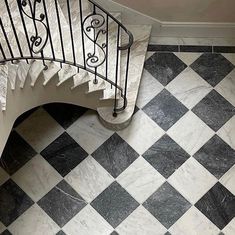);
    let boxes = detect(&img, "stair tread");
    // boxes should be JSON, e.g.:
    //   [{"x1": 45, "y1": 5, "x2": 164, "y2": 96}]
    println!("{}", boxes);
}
[
  {"x1": 73, "y1": 72, "x2": 90, "y2": 88},
  {"x1": 29, "y1": 61, "x2": 45, "y2": 87},
  {"x1": 17, "y1": 61, "x2": 31, "y2": 88},
  {"x1": 43, "y1": 62, "x2": 61, "y2": 86},
  {"x1": 7, "y1": 63, "x2": 19, "y2": 90},
  {"x1": 58, "y1": 64, "x2": 77, "y2": 85},
  {"x1": 0, "y1": 64, "x2": 8, "y2": 110}
]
